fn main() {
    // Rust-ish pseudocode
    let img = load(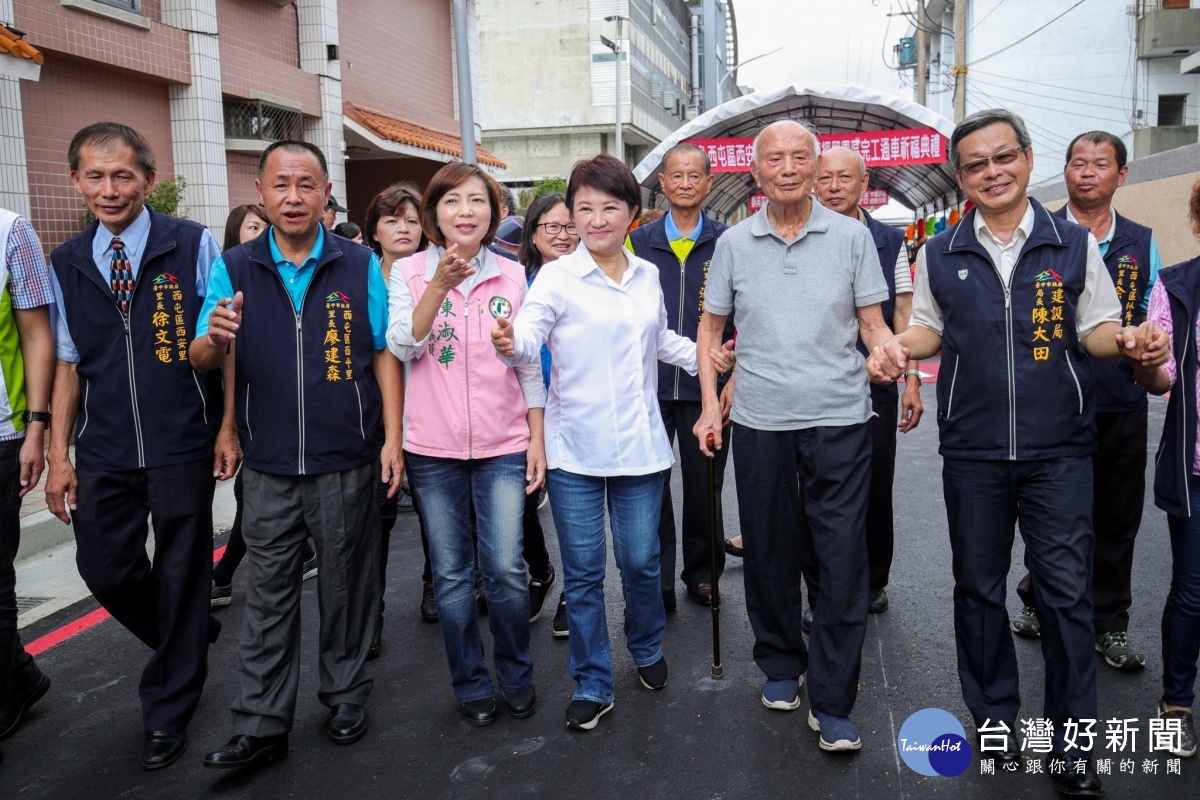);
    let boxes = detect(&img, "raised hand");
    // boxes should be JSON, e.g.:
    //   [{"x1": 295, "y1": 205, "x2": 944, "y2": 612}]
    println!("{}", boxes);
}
[
  {"x1": 207, "y1": 291, "x2": 243, "y2": 349},
  {"x1": 491, "y1": 315, "x2": 515, "y2": 357},
  {"x1": 432, "y1": 243, "x2": 476, "y2": 292}
]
